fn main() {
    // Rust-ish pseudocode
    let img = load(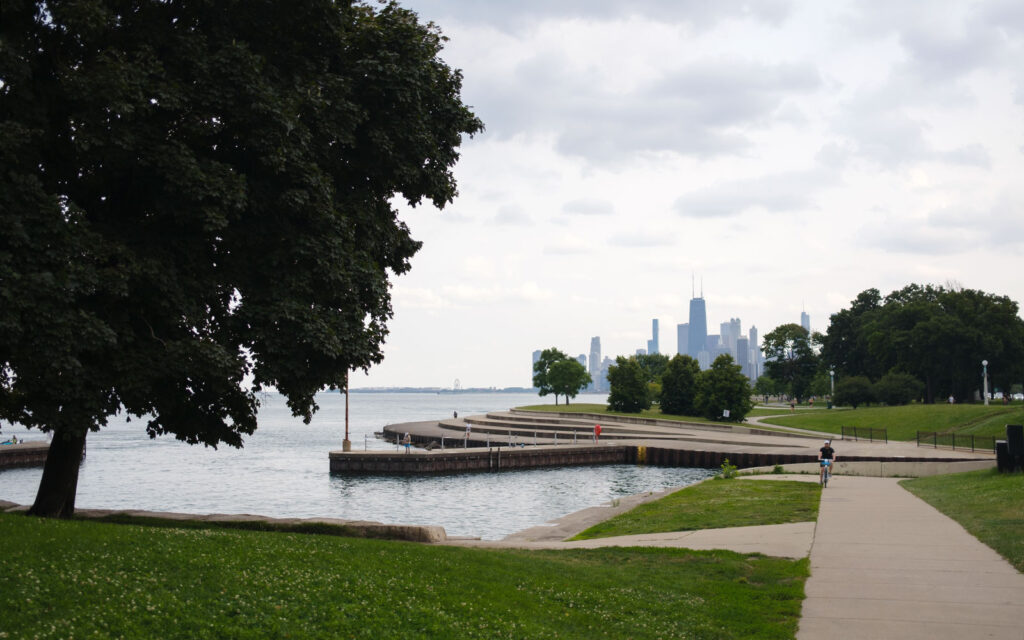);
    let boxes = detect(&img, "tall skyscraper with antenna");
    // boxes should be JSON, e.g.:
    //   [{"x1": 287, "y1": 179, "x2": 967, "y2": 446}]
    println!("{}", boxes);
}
[{"x1": 687, "y1": 276, "x2": 707, "y2": 363}]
